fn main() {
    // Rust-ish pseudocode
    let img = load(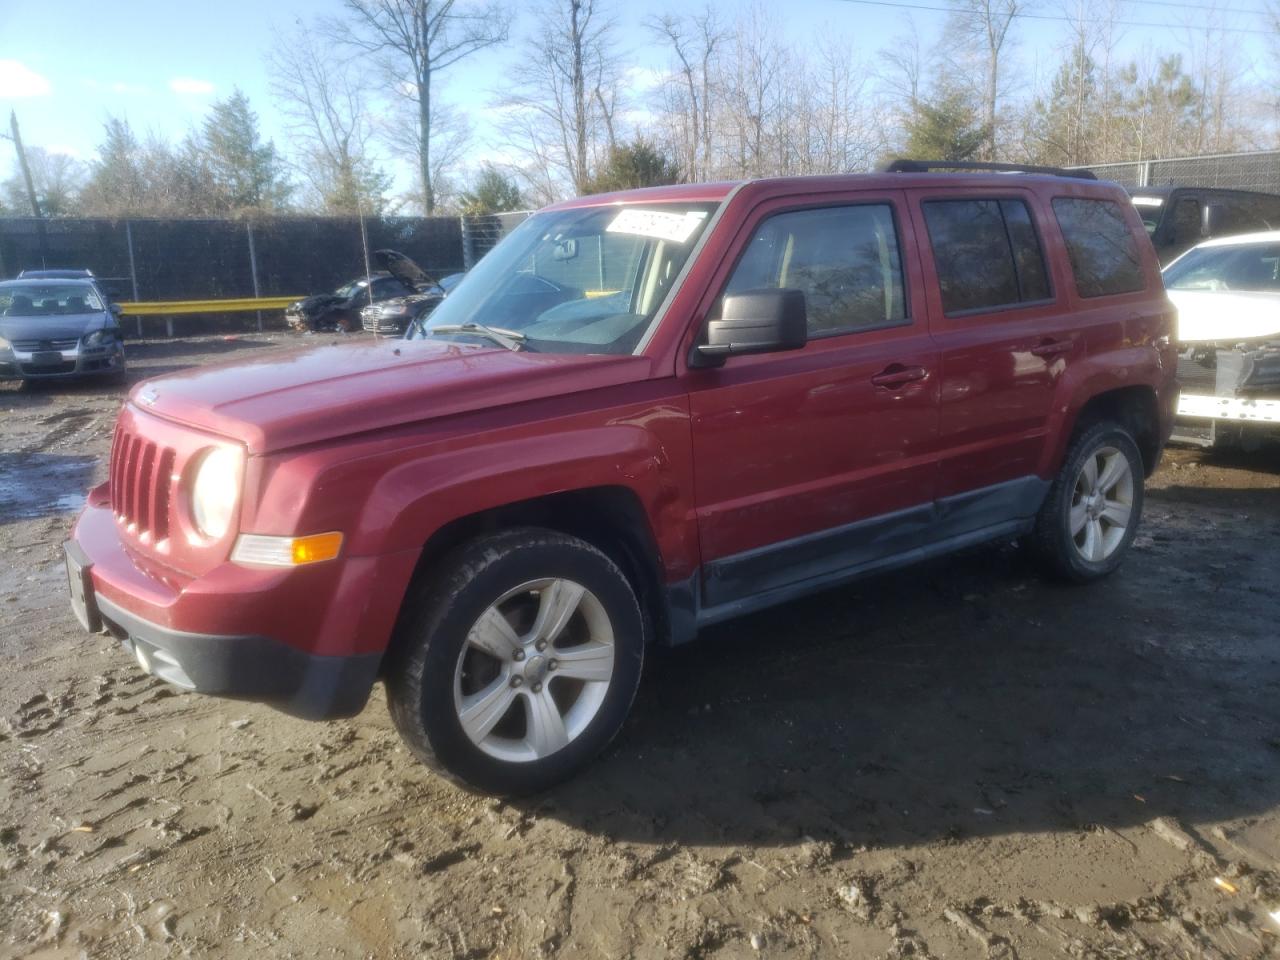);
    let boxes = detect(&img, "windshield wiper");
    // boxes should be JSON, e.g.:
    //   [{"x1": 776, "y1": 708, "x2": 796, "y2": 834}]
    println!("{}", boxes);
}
[{"x1": 425, "y1": 322, "x2": 527, "y2": 352}]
